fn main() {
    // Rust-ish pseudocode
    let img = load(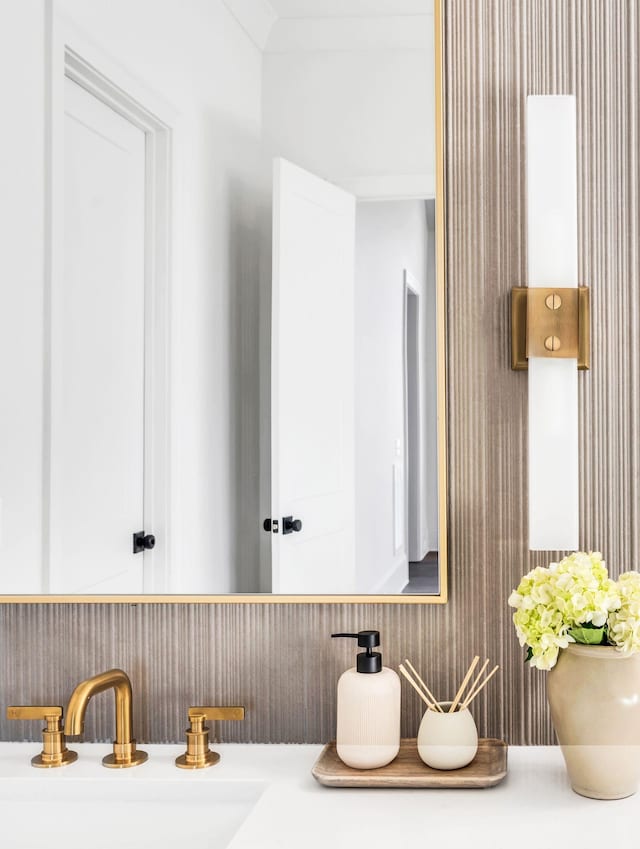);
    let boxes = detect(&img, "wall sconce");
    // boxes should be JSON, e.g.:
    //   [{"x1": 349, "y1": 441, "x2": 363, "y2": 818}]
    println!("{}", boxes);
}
[{"x1": 511, "y1": 95, "x2": 590, "y2": 551}]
